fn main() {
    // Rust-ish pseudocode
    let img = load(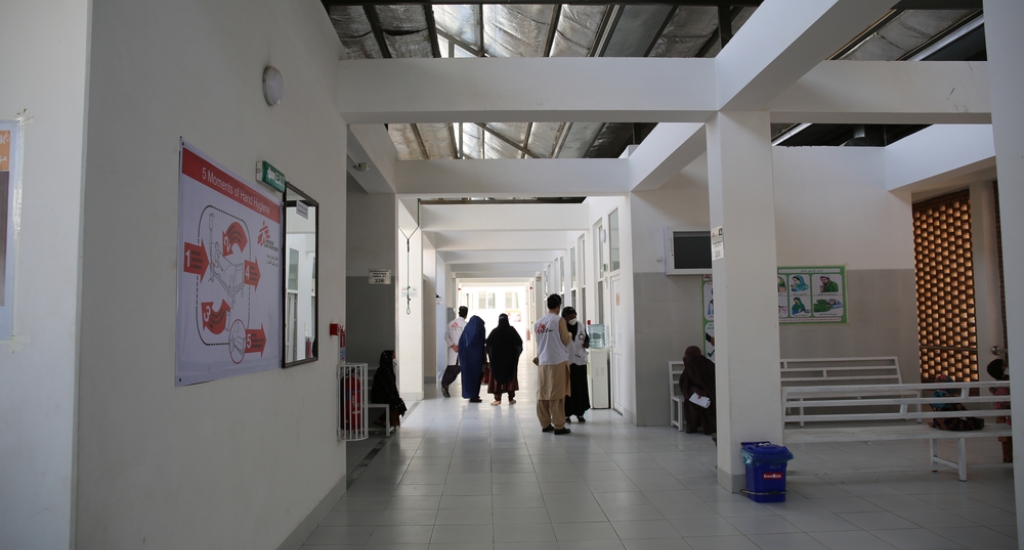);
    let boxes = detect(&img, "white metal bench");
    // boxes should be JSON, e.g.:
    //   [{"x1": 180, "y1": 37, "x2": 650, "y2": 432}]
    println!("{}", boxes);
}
[
  {"x1": 783, "y1": 380, "x2": 1012, "y2": 481},
  {"x1": 668, "y1": 361, "x2": 686, "y2": 431},
  {"x1": 781, "y1": 357, "x2": 908, "y2": 426},
  {"x1": 366, "y1": 403, "x2": 394, "y2": 436}
]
